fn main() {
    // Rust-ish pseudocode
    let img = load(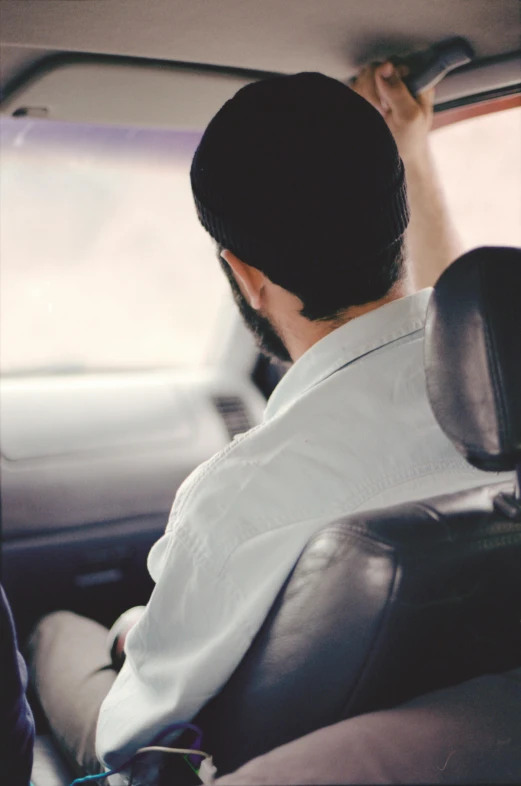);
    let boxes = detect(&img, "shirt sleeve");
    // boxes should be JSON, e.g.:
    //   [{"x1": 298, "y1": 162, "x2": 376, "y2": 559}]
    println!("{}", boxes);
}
[
  {"x1": 95, "y1": 526, "x2": 257, "y2": 769},
  {"x1": 95, "y1": 433, "x2": 318, "y2": 770}
]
